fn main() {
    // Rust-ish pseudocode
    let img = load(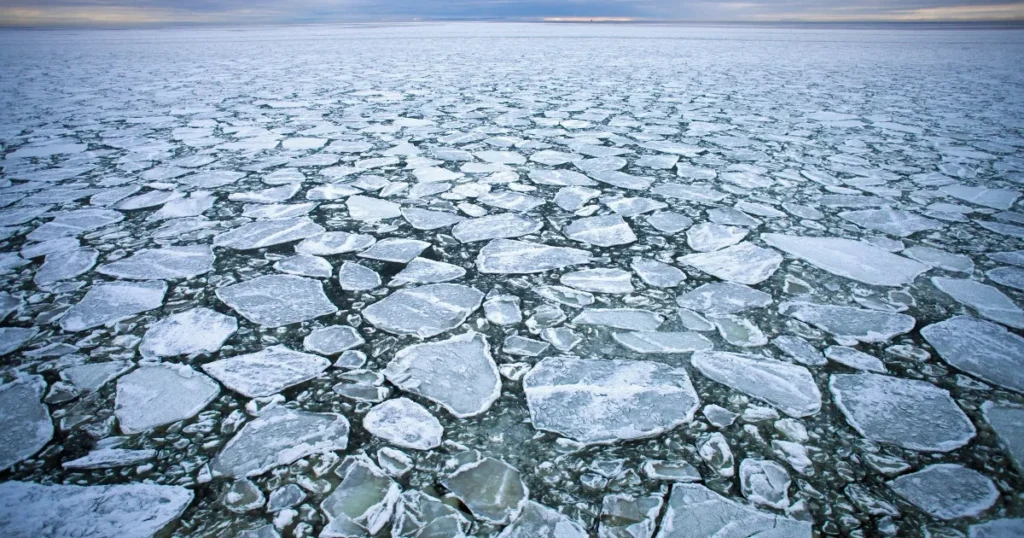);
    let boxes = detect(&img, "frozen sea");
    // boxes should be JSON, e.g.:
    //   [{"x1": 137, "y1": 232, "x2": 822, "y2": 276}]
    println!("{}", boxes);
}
[{"x1": 1, "y1": 21, "x2": 1024, "y2": 537}]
